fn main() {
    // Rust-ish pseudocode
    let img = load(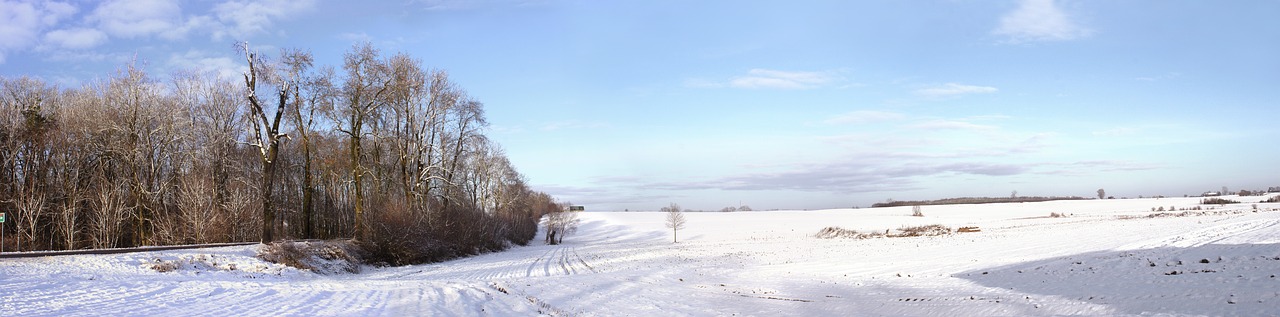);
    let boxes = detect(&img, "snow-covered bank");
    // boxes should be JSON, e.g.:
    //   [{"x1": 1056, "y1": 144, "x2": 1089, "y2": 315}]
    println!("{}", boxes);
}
[{"x1": 2, "y1": 195, "x2": 1279, "y2": 316}]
